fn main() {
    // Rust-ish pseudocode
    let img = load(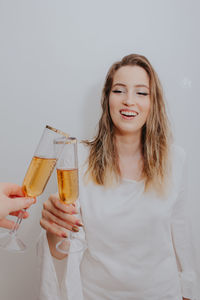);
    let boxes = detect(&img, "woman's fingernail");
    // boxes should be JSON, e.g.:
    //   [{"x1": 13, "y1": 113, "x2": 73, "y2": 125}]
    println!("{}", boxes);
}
[
  {"x1": 75, "y1": 220, "x2": 84, "y2": 227},
  {"x1": 61, "y1": 233, "x2": 68, "y2": 238},
  {"x1": 72, "y1": 226, "x2": 79, "y2": 232}
]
